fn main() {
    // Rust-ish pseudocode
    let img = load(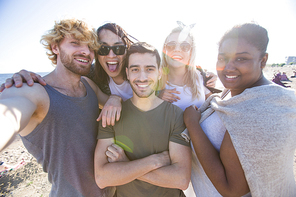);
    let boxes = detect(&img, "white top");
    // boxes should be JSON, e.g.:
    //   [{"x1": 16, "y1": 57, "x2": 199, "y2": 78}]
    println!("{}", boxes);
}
[
  {"x1": 191, "y1": 111, "x2": 226, "y2": 197},
  {"x1": 108, "y1": 77, "x2": 133, "y2": 101},
  {"x1": 165, "y1": 71, "x2": 210, "y2": 111},
  {"x1": 191, "y1": 106, "x2": 250, "y2": 197}
]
